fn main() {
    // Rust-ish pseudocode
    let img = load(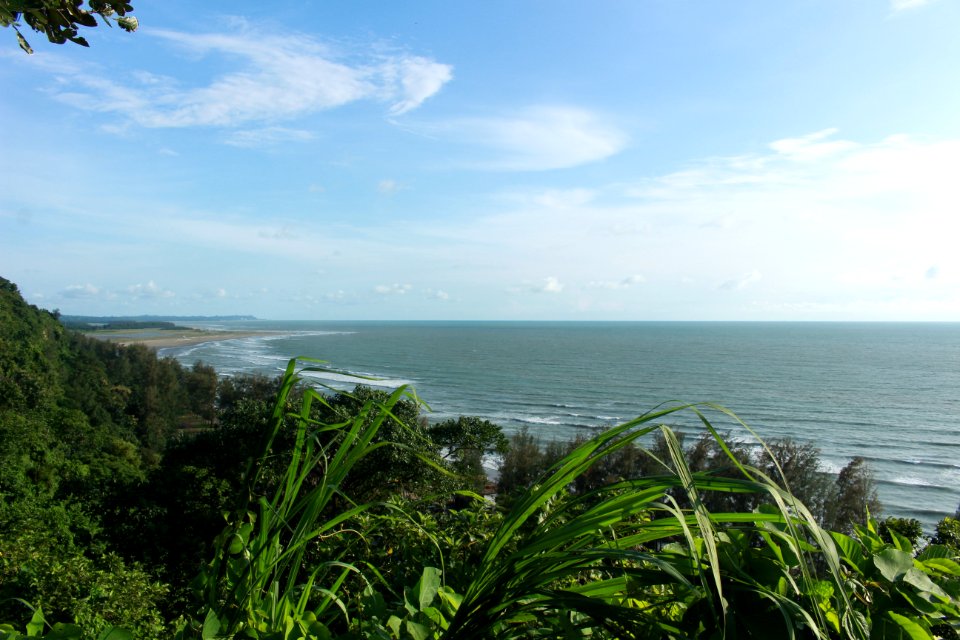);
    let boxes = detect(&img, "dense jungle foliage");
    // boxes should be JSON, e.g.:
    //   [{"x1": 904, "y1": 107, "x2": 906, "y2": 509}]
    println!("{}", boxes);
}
[{"x1": 2, "y1": 274, "x2": 960, "y2": 639}]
